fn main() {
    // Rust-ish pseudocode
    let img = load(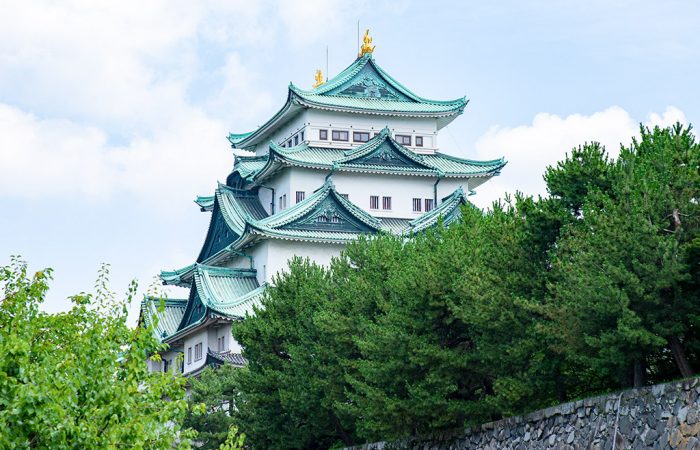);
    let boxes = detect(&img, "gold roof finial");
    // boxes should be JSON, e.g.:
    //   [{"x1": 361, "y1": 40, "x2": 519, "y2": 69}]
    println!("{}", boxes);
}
[
  {"x1": 313, "y1": 69, "x2": 324, "y2": 88},
  {"x1": 359, "y1": 29, "x2": 375, "y2": 57}
]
